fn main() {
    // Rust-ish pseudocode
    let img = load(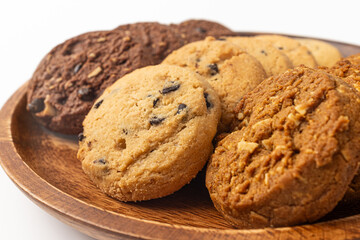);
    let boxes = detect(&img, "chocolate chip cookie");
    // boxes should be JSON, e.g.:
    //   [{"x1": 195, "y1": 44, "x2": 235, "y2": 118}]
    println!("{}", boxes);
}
[
  {"x1": 27, "y1": 30, "x2": 159, "y2": 134},
  {"x1": 78, "y1": 64, "x2": 221, "y2": 202},
  {"x1": 226, "y1": 36, "x2": 293, "y2": 76},
  {"x1": 206, "y1": 67, "x2": 360, "y2": 228},
  {"x1": 255, "y1": 35, "x2": 318, "y2": 67},
  {"x1": 297, "y1": 38, "x2": 342, "y2": 67},
  {"x1": 163, "y1": 37, "x2": 267, "y2": 132}
]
